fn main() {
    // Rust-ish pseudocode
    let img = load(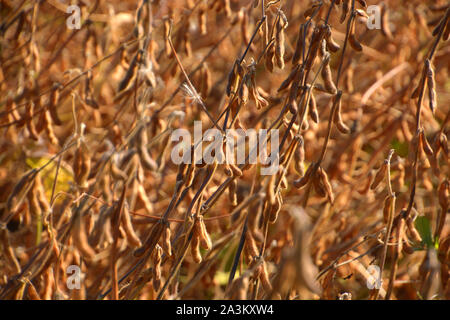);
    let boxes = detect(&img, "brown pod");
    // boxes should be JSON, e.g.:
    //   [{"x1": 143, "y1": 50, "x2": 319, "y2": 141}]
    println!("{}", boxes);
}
[
  {"x1": 313, "y1": 173, "x2": 327, "y2": 198},
  {"x1": 292, "y1": 24, "x2": 305, "y2": 65},
  {"x1": 294, "y1": 140, "x2": 305, "y2": 176},
  {"x1": 226, "y1": 60, "x2": 240, "y2": 96},
  {"x1": 383, "y1": 195, "x2": 392, "y2": 224},
  {"x1": 349, "y1": 19, "x2": 363, "y2": 52},
  {"x1": 425, "y1": 59, "x2": 437, "y2": 113},
  {"x1": 152, "y1": 245, "x2": 162, "y2": 291},
  {"x1": 266, "y1": 174, "x2": 277, "y2": 205},
  {"x1": 269, "y1": 193, "x2": 282, "y2": 224},
  {"x1": 73, "y1": 213, "x2": 96, "y2": 259},
  {"x1": 198, "y1": 8, "x2": 207, "y2": 35},
  {"x1": 48, "y1": 83, "x2": 62, "y2": 125},
  {"x1": 333, "y1": 96, "x2": 350, "y2": 134},
  {"x1": 265, "y1": 40, "x2": 275, "y2": 73},
  {"x1": 321, "y1": 63, "x2": 337, "y2": 94},
  {"x1": 380, "y1": 3, "x2": 393, "y2": 39},
  {"x1": 402, "y1": 232, "x2": 415, "y2": 255},
  {"x1": 325, "y1": 26, "x2": 340, "y2": 52},
  {"x1": 406, "y1": 217, "x2": 422, "y2": 243},
  {"x1": 26, "y1": 280, "x2": 41, "y2": 300},
  {"x1": 275, "y1": 12, "x2": 288, "y2": 69},
  {"x1": 396, "y1": 217, "x2": 405, "y2": 254},
  {"x1": 73, "y1": 140, "x2": 91, "y2": 188},
  {"x1": 191, "y1": 231, "x2": 202, "y2": 263},
  {"x1": 259, "y1": 261, "x2": 273, "y2": 293},
  {"x1": 357, "y1": 170, "x2": 374, "y2": 195},
  {"x1": 349, "y1": 33, "x2": 363, "y2": 52},
  {"x1": 293, "y1": 162, "x2": 314, "y2": 189},
  {"x1": 318, "y1": 167, "x2": 334, "y2": 203},
  {"x1": 136, "y1": 126, "x2": 157, "y2": 171},
  {"x1": 228, "y1": 178, "x2": 238, "y2": 206},
  {"x1": 229, "y1": 163, "x2": 243, "y2": 176},
  {"x1": 118, "y1": 50, "x2": 142, "y2": 92},
  {"x1": 439, "y1": 133, "x2": 448, "y2": 157},
  {"x1": 278, "y1": 64, "x2": 300, "y2": 92},
  {"x1": 419, "y1": 130, "x2": 434, "y2": 156},
  {"x1": 121, "y1": 205, "x2": 142, "y2": 247},
  {"x1": 340, "y1": 0, "x2": 349, "y2": 24},
  {"x1": 245, "y1": 231, "x2": 259, "y2": 260},
  {"x1": 370, "y1": 162, "x2": 387, "y2": 190},
  {"x1": 438, "y1": 180, "x2": 449, "y2": 213},
  {"x1": 443, "y1": 18, "x2": 450, "y2": 40},
  {"x1": 43, "y1": 111, "x2": 59, "y2": 146},
  {"x1": 25, "y1": 102, "x2": 39, "y2": 140},
  {"x1": 197, "y1": 216, "x2": 212, "y2": 250}
]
